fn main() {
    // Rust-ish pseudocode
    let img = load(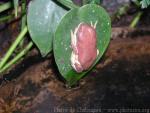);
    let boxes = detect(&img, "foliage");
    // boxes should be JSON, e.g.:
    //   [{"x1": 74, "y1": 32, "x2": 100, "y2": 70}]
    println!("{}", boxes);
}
[
  {"x1": 13, "y1": 0, "x2": 19, "y2": 17},
  {"x1": 83, "y1": 0, "x2": 101, "y2": 4},
  {"x1": 27, "y1": 0, "x2": 67, "y2": 56},
  {"x1": 0, "y1": 0, "x2": 111, "y2": 86},
  {"x1": 140, "y1": 0, "x2": 150, "y2": 8},
  {"x1": 53, "y1": 4, "x2": 111, "y2": 86}
]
